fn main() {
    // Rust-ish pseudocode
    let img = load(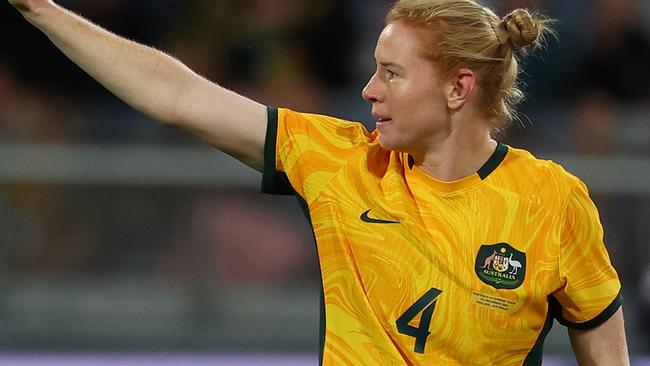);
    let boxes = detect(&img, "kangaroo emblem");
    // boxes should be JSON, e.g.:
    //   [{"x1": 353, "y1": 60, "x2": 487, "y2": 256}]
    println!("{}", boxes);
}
[{"x1": 481, "y1": 250, "x2": 497, "y2": 269}]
